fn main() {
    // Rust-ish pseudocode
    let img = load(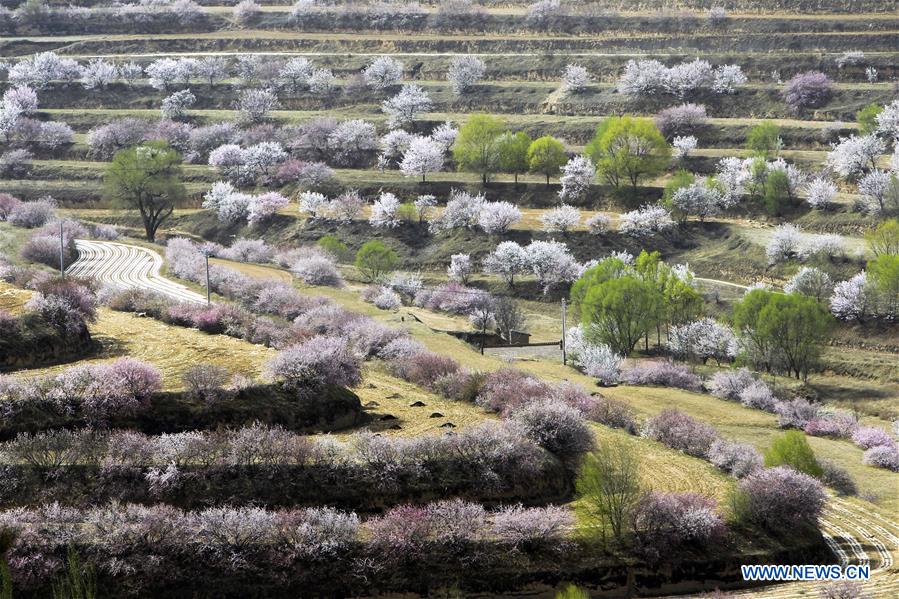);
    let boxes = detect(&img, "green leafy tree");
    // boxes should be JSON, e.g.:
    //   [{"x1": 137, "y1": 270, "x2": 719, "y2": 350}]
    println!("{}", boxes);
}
[
  {"x1": 452, "y1": 114, "x2": 506, "y2": 184},
  {"x1": 103, "y1": 142, "x2": 185, "y2": 242},
  {"x1": 585, "y1": 116, "x2": 670, "y2": 191},
  {"x1": 569, "y1": 255, "x2": 632, "y2": 320},
  {"x1": 764, "y1": 169, "x2": 792, "y2": 216},
  {"x1": 497, "y1": 131, "x2": 532, "y2": 184},
  {"x1": 527, "y1": 135, "x2": 567, "y2": 185},
  {"x1": 746, "y1": 157, "x2": 769, "y2": 201},
  {"x1": 396, "y1": 202, "x2": 417, "y2": 222},
  {"x1": 355, "y1": 240, "x2": 398, "y2": 282},
  {"x1": 662, "y1": 169, "x2": 695, "y2": 205},
  {"x1": 734, "y1": 289, "x2": 833, "y2": 379},
  {"x1": 856, "y1": 103, "x2": 883, "y2": 136},
  {"x1": 555, "y1": 585, "x2": 590, "y2": 599},
  {"x1": 633, "y1": 250, "x2": 702, "y2": 348},
  {"x1": 764, "y1": 431, "x2": 823, "y2": 478},
  {"x1": 575, "y1": 440, "x2": 641, "y2": 547},
  {"x1": 317, "y1": 235, "x2": 349, "y2": 261},
  {"x1": 745, "y1": 121, "x2": 782, "y2": 158},
  {"x1": 865, "y1": 218, "x2": 899, "y2": 257},
  {"x1": 868, "y1": 254, "x2": 899, "y2": 316},
  {"x1": 580, "y1": 275, "x2": 661, "y2": 355}
]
